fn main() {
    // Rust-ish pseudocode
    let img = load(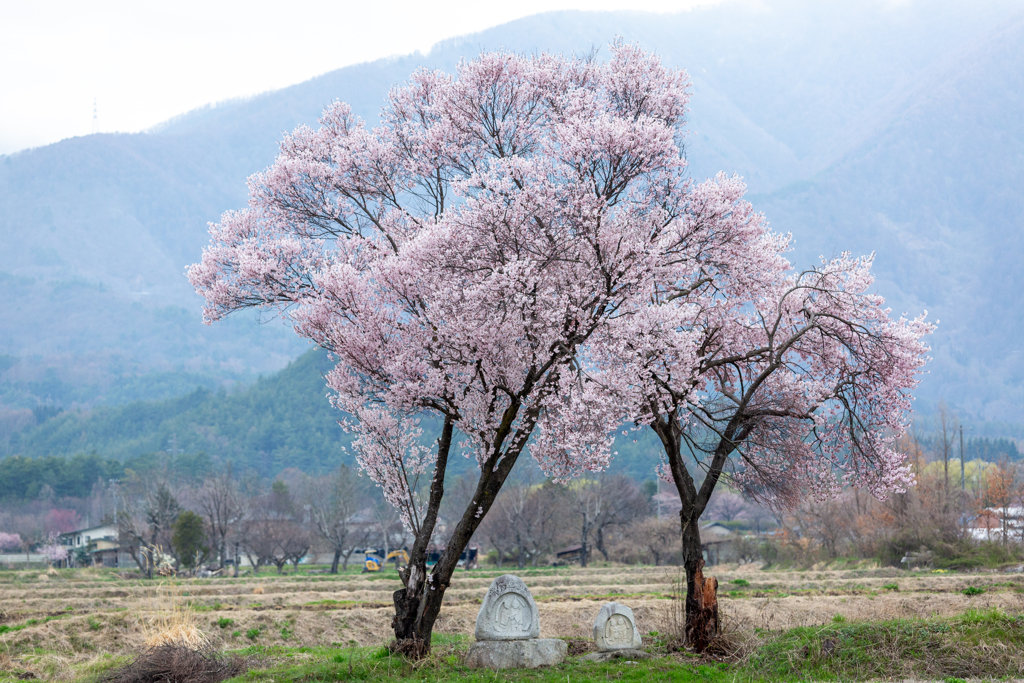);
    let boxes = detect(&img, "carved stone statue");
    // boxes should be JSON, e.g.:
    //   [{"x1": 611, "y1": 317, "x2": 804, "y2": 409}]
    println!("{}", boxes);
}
[
  {"x1": 466, "y1": 574, "x2": 566, "y2": 669},
  {"x1": 593, "y1": 602, "x2": 643, "y2": 651}
]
